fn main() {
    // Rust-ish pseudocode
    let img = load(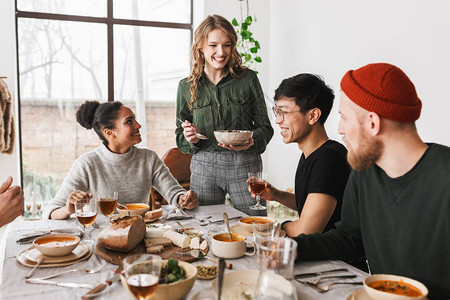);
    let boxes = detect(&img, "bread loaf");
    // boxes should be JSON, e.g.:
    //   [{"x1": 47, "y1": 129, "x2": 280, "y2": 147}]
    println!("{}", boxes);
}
[{"x1": 97, "y1": 216, "x2": 146, "y2": 252}]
